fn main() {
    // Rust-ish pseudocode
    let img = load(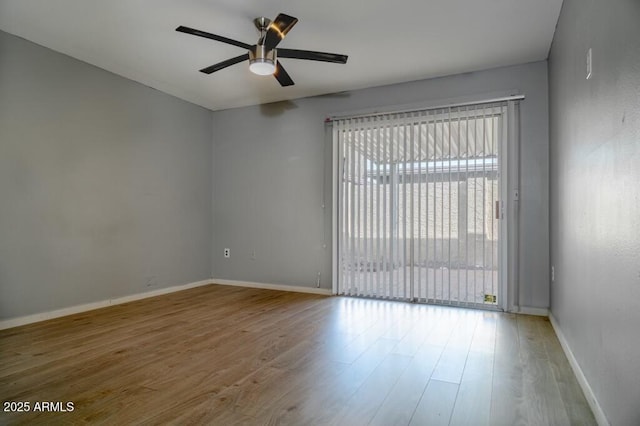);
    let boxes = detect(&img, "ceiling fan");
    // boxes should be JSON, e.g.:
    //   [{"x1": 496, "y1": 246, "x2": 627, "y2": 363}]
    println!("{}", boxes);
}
[{"x1": 176, "y1": 13, "x2": 348, "y2": 87}]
